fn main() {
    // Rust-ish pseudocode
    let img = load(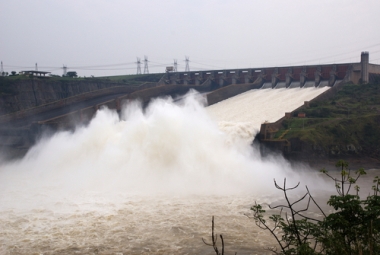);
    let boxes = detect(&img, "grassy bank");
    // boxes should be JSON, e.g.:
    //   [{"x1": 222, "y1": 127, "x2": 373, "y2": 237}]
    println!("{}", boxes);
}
[{"x1": 274, "y1": 83, "x2": 380, "y2": 159}]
